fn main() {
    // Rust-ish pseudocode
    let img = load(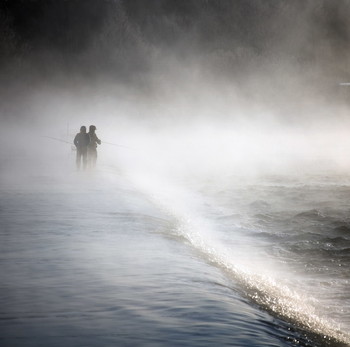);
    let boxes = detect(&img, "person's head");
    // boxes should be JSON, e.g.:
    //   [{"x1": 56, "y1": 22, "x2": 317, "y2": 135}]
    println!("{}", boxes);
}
[
  {"x1": 89, "y1": 125, "x2": 96, "y2": 133},
  {"x1": 80, "y1": 126, "x2": 86, "y2": 133}
]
